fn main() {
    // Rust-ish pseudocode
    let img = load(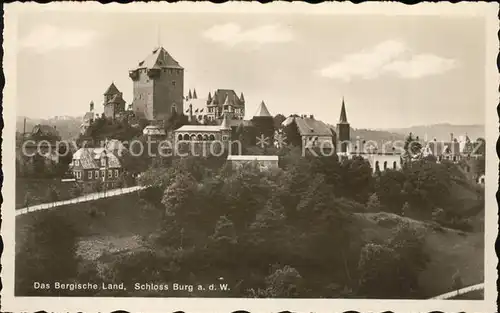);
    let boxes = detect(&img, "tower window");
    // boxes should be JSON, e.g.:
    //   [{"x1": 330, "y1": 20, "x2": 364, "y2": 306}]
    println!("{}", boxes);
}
[{"x1": 172, "y1": 81, "x2": 176, "y2": 86}]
